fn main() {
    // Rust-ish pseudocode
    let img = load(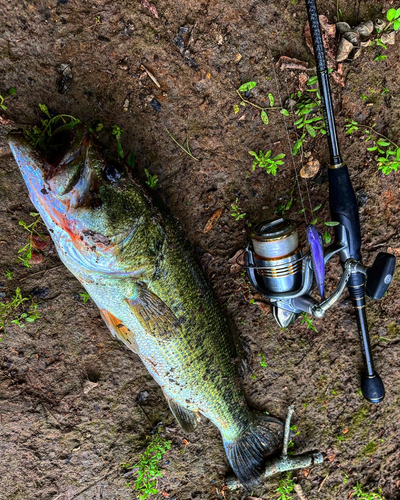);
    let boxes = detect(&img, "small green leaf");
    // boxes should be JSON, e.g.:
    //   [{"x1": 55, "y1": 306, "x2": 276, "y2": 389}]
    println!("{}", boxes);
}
[
  {"x1": 312, "y1": 203, "x2": 322, "y2": 212},
  {"x1": 394, "y1": 19, "x2": 400, "y2": 30},
  {"x1": 233, "y1": 104, "x2": 240, "y2": 114},
  {"x1": 387, "y1": 8, "x2": 397, "y2": 21},
  {"x1": 306, "y1": 124, "x2": 316, "y2": 137},
  {"x1": 307, "y1": 76, "x2": 318, "y2": 85},
  {"x1": 292, "y1": 139, "x2": 303, "y2": 156},
  {"x1": 39, "y1": 103, "x2": 50, "y2": 118},
  {"x1": 367, "y1": 146, "x2": 378, "y2": 151},
  {"x1": 323, "y1": 230, "x2": 332, "y2": 245},
  {"x1": 260, "y1": 110, "x2": 269, "y2": 125},
  {"x1": 281, "y1": 108, "x2": 290, "y2": 116},
  {"x1": 127, "y1": 150, "x2": 135, "y2": 168},
  {"x1": 324, "y1": 221, "x2": 340, "y2": 226},
  {"x1": 96, "y1": 123, "x2": 104, "y2": 132},
  {"x1": 238, "y1": 81, "x2": 257, "y2": 92},
  {"x1": 8, "y1": 87, "x2": 16, "y2": 96},
  {"x1": 117, "y1": 141, "x2": 124, "y2": 158},
  {"x1": 268, "y1": 93, "x2": 275, "y2": 107}
]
